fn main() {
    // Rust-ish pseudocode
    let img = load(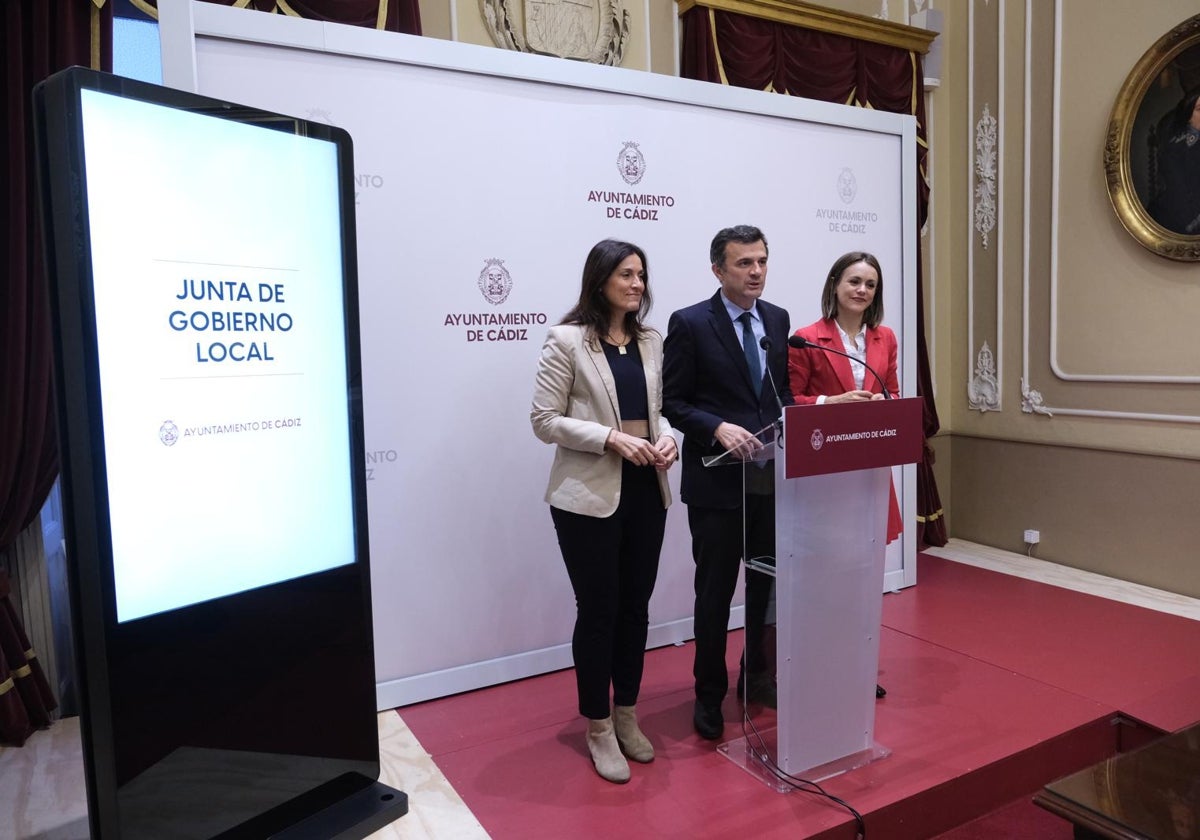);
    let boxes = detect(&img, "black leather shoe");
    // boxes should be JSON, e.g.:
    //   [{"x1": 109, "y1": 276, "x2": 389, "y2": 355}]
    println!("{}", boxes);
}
[
  {"x1": 693, "y1": 701, "x2": 723, "y2": 740},
  {"x1": 876, "y1": 684, "x2": 887, "y2": 698},
  {"x1": 737, "y1": 672, "x2": 778, "y2": 709}
]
